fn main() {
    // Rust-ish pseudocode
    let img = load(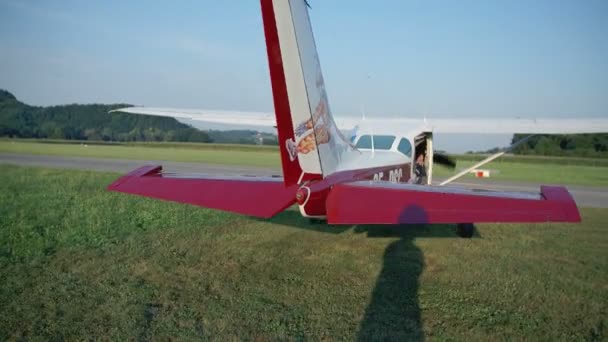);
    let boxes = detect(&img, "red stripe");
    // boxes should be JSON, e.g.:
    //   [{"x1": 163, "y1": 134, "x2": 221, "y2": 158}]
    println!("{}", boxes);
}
[{"x1": 260, "y1": 0, "x2": 302, "y2": 186}]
